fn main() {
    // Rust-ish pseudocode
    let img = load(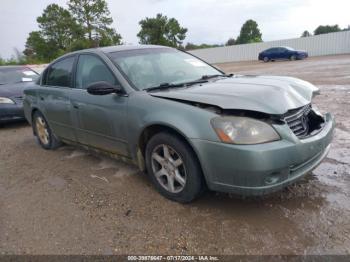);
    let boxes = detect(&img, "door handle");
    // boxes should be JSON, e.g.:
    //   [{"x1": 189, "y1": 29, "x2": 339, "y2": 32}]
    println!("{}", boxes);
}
[{"x1": 40, "y1": 97, "x2": 44, "y2": 101}]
